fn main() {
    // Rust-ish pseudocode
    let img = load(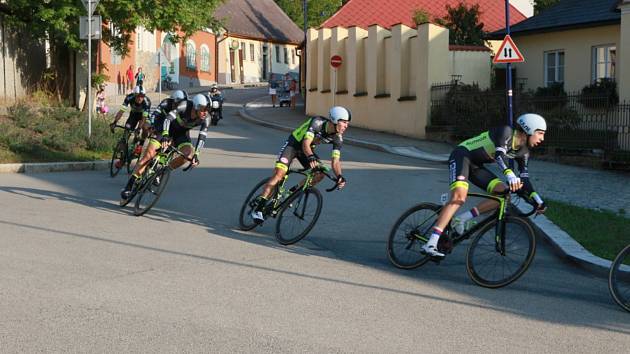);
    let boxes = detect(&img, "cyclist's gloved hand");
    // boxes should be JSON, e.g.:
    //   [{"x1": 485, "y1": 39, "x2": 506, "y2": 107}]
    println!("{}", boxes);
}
[
  {"x1": 160, "y1": 136, "x2": 172, "y2": 147},
  {"x1": 504, "y1": 170, "x2": 522, "y2": 192},
  {"x1": 191, "y1": 154, "x2": 200, "y2": 167},
  {"x1": 307, "y1": 154, "x2": 319, "y2": 170},
  {"x1": 336, "y1": 174, "x2": 347, "y2": 190},
  {"x1": 530, "y1": 192, "x2": 547, "y2": 214}
]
